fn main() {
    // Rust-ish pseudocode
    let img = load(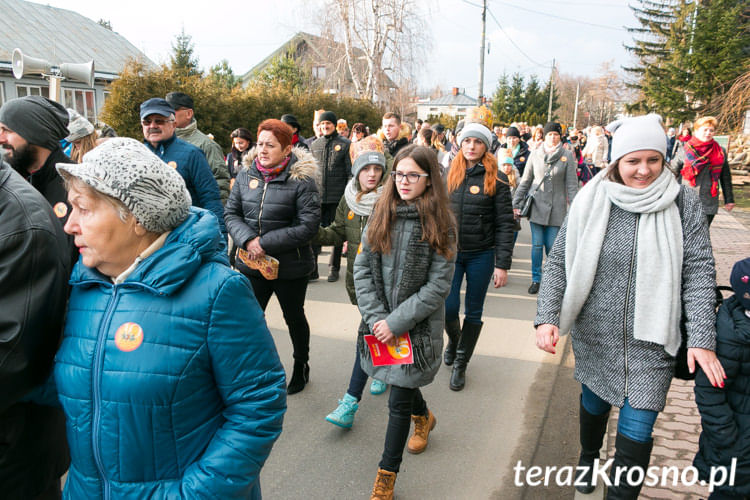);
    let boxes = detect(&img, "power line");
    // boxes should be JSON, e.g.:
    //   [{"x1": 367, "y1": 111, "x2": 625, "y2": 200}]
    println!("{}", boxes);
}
[
  {"x1": 501, "y1": 0, "x2": 628, "y2": 7},
  {"x1": 492, "y1": 1, "x2": 627, "y2": 32},
  {"x1": 486, "y1": 7, "x2": 548, "y2": 68}
]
